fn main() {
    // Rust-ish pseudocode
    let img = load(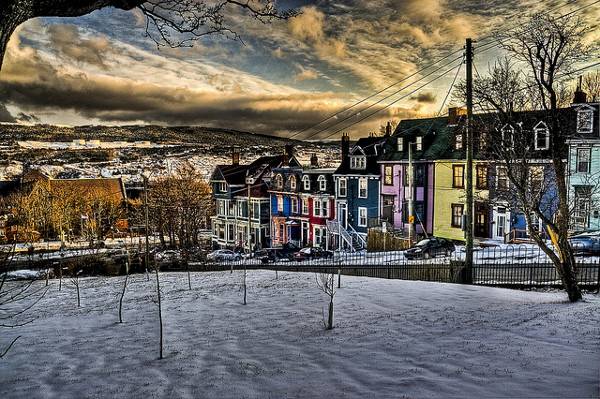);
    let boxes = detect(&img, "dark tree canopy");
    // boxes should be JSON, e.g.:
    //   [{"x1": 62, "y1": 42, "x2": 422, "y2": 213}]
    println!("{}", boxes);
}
[{"x1": 0, "y1": 0, "x2": 296, "y2": 70}]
